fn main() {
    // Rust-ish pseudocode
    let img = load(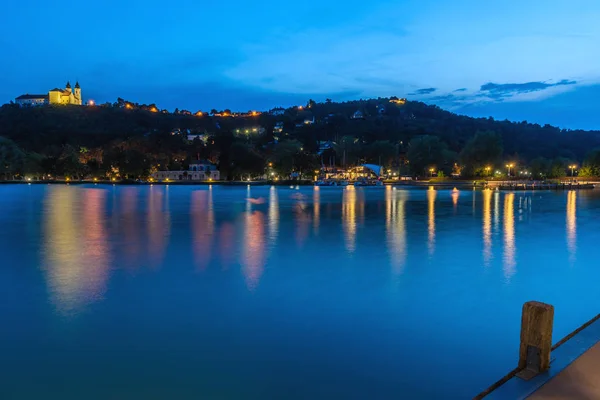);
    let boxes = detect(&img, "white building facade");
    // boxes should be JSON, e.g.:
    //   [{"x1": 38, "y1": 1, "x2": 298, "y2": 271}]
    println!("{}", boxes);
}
[{"x1": 152, "y1": 162, "x2": 220, "y2": 182}]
